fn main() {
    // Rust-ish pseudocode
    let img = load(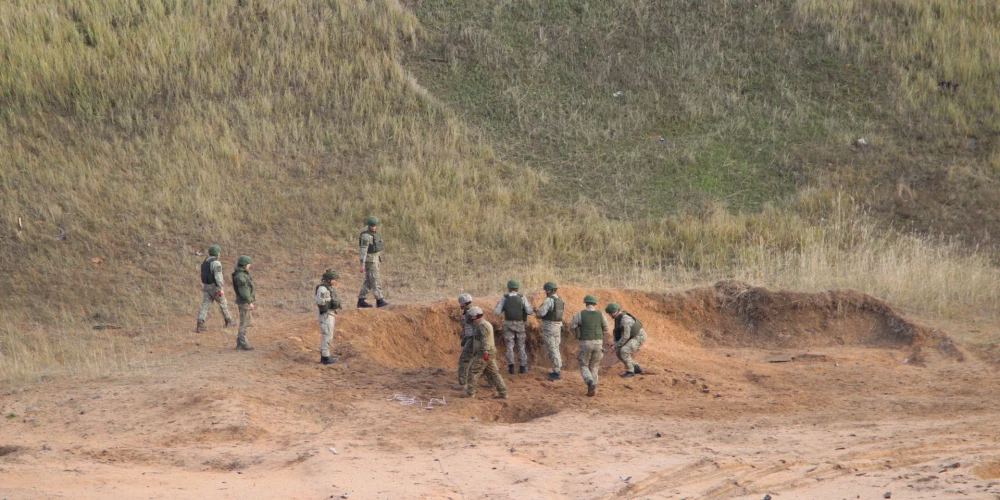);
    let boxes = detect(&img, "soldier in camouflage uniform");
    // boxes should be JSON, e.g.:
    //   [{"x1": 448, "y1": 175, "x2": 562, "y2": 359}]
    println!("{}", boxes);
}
[
  {"x1": 357, "y1": 216, "x2": 389, "y2": 308},
  {"x1": 315, "y1": 269, "x2": 343, "y2": 364},
  {"x1": 605, "y1": 302, "x2": 647, "y2": 377},
  {"x1": 493, "y1": 279, "x2": 533, "y2": 374},
  {"x1": 232, "y1": 255, "x2": 256, "y2": 351},
  {"x1": 568, "y1": 294, "x2": 610, "y2": 397},
  {"x1": 535, "y1": 282, "x2": 565, "y2": 381},
  {"x1": 196, "y1": 244, "x2": 234, "y2": 332},
  {"x1": 452, "y1": 293, "x2": 475, "y2": 390},
  {"x1": 460, "y1": 306, "x2": 508, "y2": 399}
]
